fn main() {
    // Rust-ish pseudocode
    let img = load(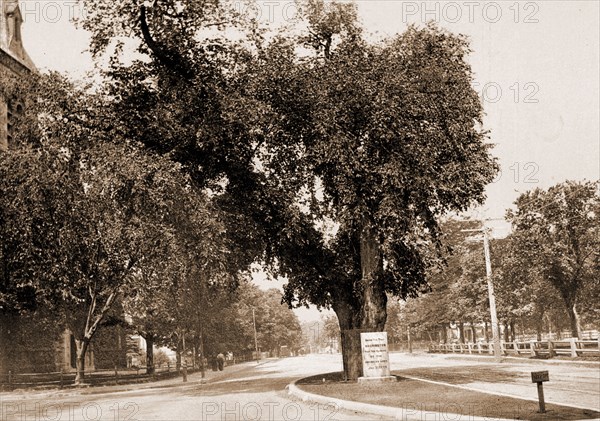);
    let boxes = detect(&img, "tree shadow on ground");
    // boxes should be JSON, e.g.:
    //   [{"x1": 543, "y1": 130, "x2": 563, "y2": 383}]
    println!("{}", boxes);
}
[
  {"x1": 297, "y1": 372, "x2": 600, "y2": 421},
  {"x1": 180, "y1": 369, "x2": 295, "y2": 397}
]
